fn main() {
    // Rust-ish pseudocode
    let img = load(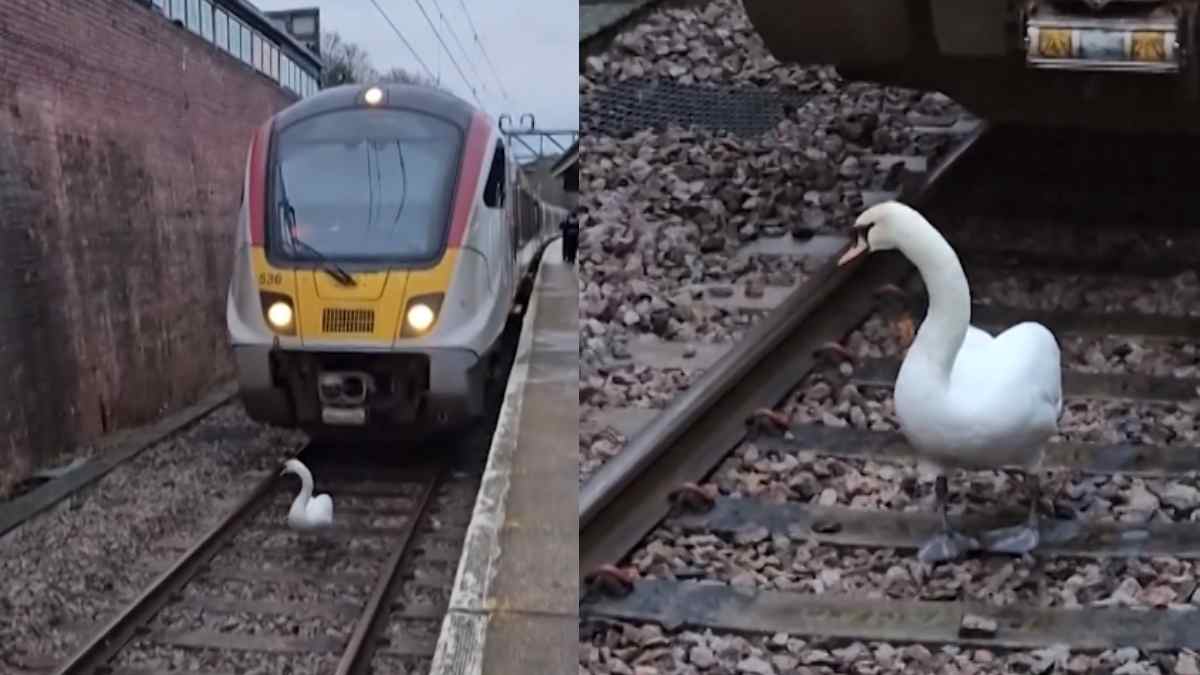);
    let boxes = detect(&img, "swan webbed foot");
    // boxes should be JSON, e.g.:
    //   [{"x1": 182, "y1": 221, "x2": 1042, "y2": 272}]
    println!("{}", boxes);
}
[
  {"x1": 917, "y1": 474, "x2": 979, "y2": 563},
  {"x1": 917, "y1": 529, "x2": 980, "y2": 563},
  {"x1": 981, "y1": 470, "x2": 1041, "y2": 556}
]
